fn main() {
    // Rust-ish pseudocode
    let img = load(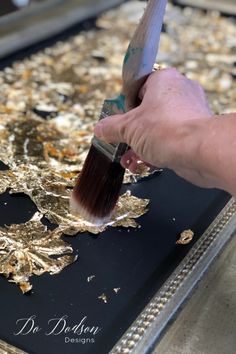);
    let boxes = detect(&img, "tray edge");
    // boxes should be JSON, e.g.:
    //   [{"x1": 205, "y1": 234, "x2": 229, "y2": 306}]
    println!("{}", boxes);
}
[
  {"x1": 110, "y1": 197, "x2": 236, "y2": 354},
  {"x1": 0, "y1": 339, "x2": 27, "y2": 354}
]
